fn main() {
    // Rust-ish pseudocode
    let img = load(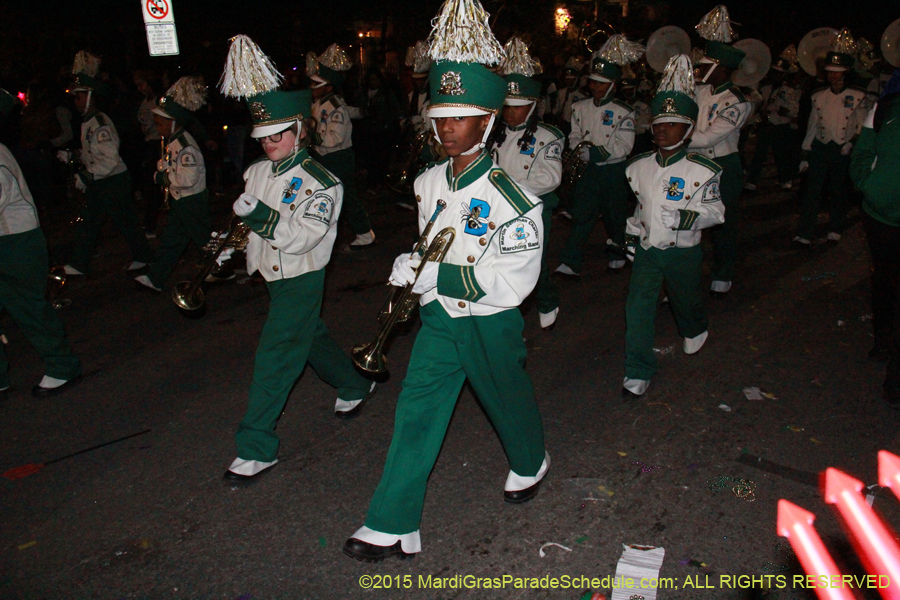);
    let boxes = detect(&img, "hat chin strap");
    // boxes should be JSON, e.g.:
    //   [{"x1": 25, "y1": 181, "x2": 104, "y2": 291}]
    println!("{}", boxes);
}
[
  {"x1": 82, "y1": 91, "x2": 93, "y2": 116},
  {"x1": 432, "y1": 114, "x2": 497, "y2": 156},
  {"x1": 654, "y1": 123, "x2": 694, "y2": 151},
  {"x1": 459, "y1": 114, "x2": 496, "y2": 156},
  {"x1": 701, "y1": 63, "x2": 717, "y2": 84}
]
